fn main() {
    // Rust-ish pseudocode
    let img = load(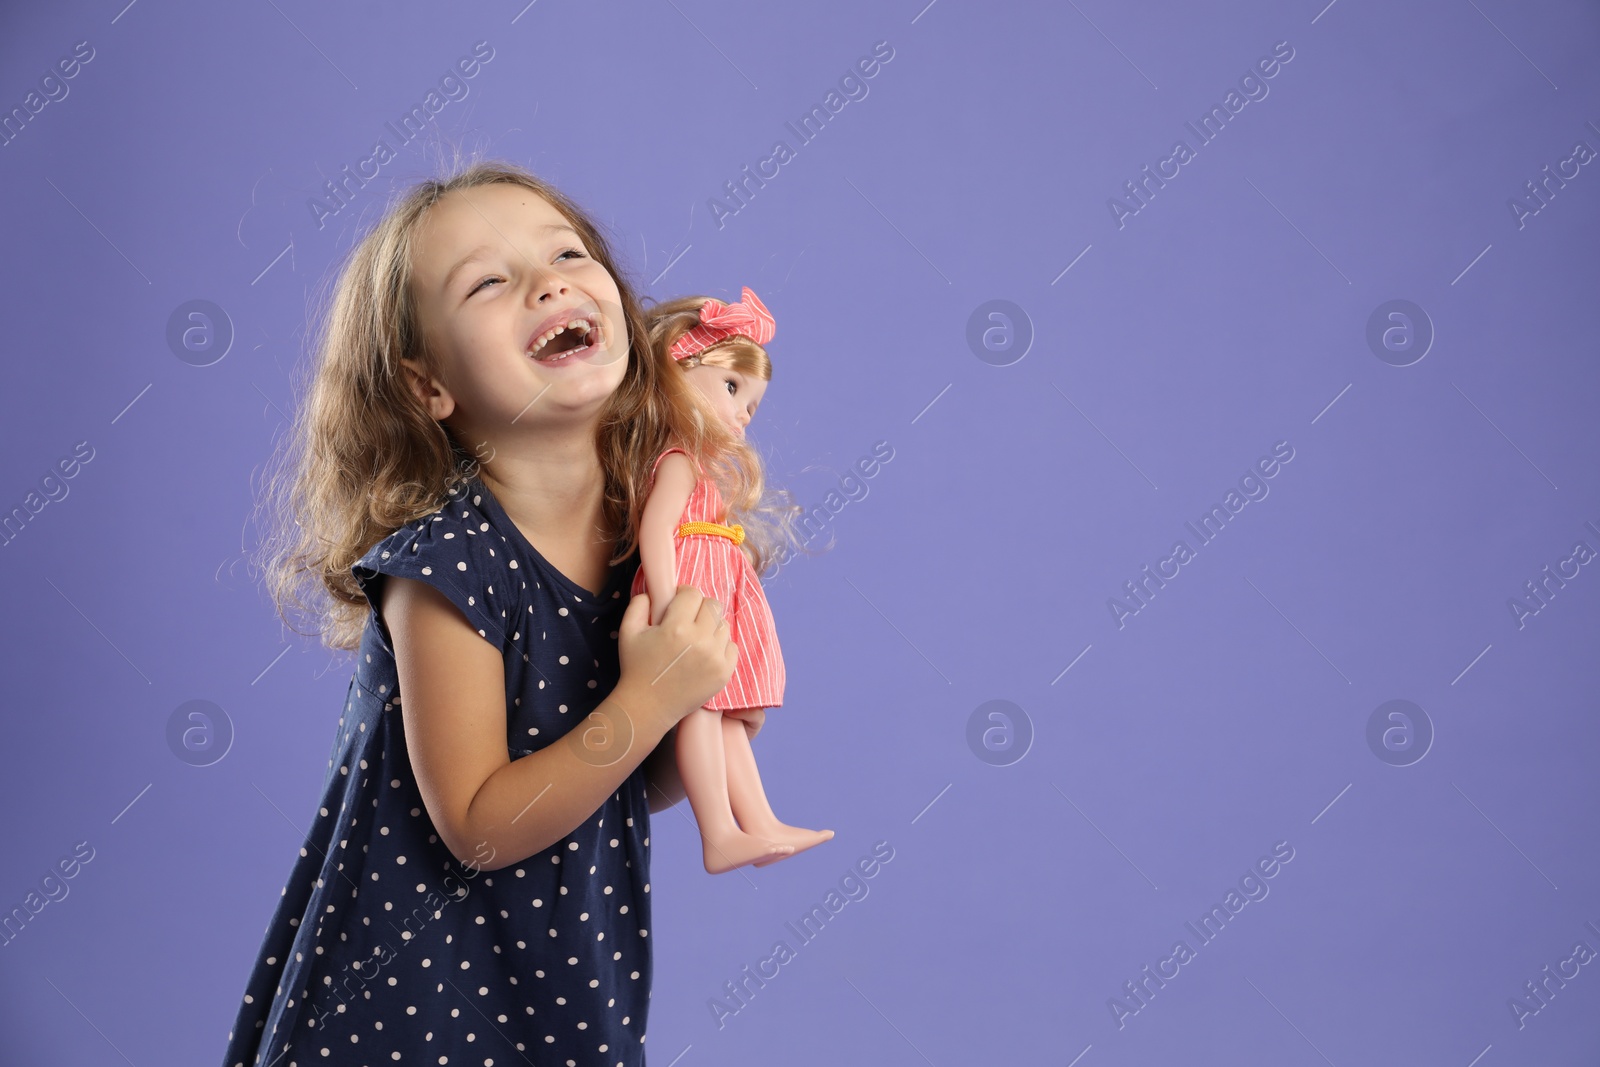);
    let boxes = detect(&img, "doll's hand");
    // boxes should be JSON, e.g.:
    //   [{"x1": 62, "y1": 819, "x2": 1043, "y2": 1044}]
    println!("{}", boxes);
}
[{"x1": 725, "y1": 706, "x2": 765, "y2": 740}]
